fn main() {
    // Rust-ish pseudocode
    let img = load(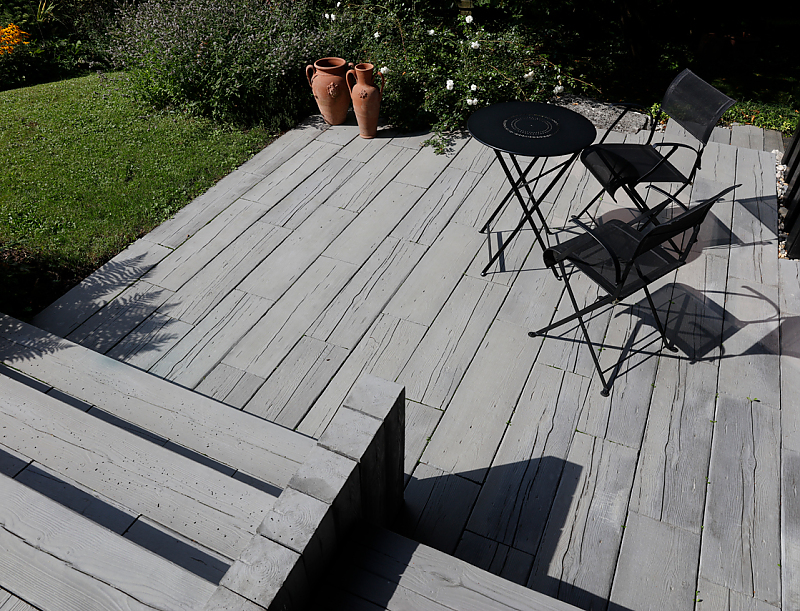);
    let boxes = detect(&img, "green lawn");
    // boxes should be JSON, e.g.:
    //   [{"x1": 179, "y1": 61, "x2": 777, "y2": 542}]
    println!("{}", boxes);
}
[{"x1": 0, "y1": 73, "x2": 275, "y2": 320}]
